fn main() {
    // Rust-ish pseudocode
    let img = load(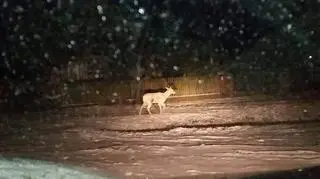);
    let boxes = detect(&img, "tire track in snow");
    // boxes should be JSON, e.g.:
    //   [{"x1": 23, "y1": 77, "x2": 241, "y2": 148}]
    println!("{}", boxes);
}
[{"x1": 99, "y1": 120, "x2": 320, "y2": 133}]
